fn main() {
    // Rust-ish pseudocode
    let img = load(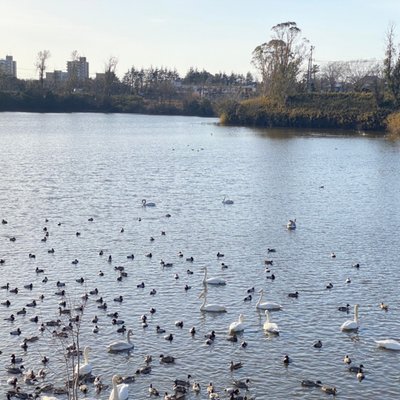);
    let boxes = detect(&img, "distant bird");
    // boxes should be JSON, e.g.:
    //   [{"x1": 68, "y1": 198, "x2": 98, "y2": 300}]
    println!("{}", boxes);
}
[
  {"x1": 380, "y1": 302, "x2": 389, "y2": 311},
  {"x1": 230, "y1": 361, "x2": 242, "y2": 370},
  {"x1": 343, "y1": 355, "x2": 352, "y2": 364},
  {"x1": 313, "y1": 340, "x2": 322, "y2": 348}
]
